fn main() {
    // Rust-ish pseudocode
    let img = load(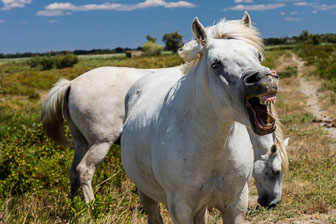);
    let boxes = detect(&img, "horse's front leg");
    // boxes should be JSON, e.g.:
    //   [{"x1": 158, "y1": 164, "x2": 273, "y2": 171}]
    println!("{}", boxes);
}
[
  {"x1": 167, "y1": 192, "x2": 194, "y2": 224},
  {"x1": 193, "y1": 205, "x2": 207, "y2": 224},
  {"x1": 219, "y1": 184, "x2": 248, "y2": 224},
  {"x1": 138, "y1": 190, "x2": 163, "y2": 224}
]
